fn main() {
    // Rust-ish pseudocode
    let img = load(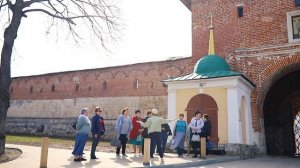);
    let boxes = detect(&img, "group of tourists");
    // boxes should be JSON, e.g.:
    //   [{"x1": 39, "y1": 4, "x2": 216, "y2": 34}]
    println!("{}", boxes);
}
[
  {"x1": 72, "y1": 107, "x2": 105, "y2": 161},
  {"x1": 71, "y1": 107, "x2": 211, "y2": 162},
  {"x1": 114, "y1": 108, "x2": 174, "y2": 162},
  {"x1": 172, "y1": 111, "x2": 212, "y2": 158}
]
